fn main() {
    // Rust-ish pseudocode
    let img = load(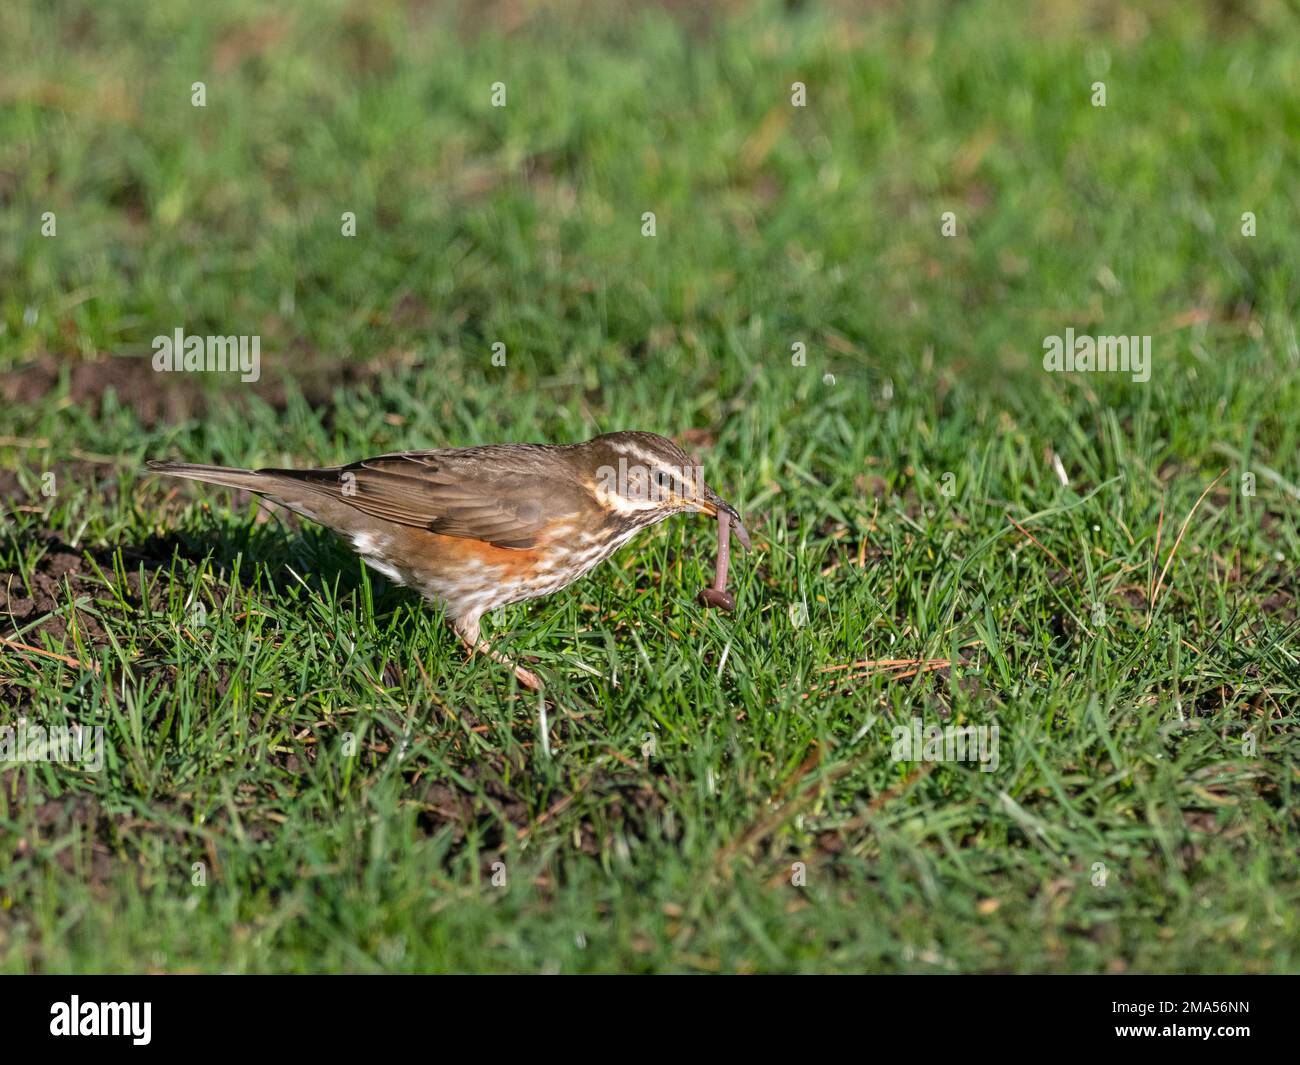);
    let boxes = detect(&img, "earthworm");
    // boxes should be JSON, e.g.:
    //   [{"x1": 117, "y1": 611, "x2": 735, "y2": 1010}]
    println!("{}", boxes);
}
[{"x1": 698, "y1": 509, "x2": 749, "y2": 612}]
